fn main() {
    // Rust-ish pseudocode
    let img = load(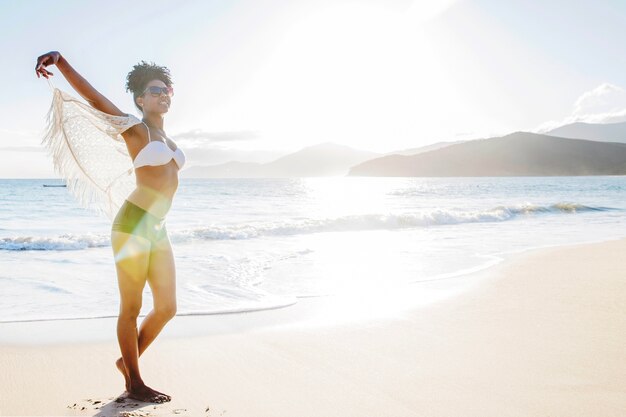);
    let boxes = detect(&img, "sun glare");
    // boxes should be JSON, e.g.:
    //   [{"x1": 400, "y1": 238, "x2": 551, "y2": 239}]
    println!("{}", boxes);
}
[{"x1": 232, "y1": 1, "x2": 462, "y2": 152}]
